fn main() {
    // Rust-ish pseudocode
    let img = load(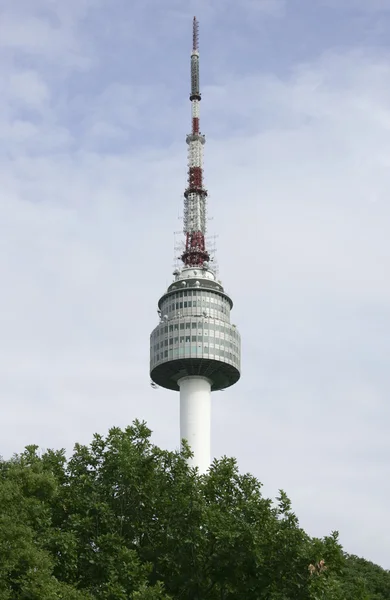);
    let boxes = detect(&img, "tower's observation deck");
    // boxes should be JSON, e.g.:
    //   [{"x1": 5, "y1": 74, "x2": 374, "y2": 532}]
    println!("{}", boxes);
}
[
  {"x1": 150, "y1": 266, "x2": 241, "y2": 391},
  {"x1": 149, "y1": 17, "x2": 241, "y2": 472}
]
